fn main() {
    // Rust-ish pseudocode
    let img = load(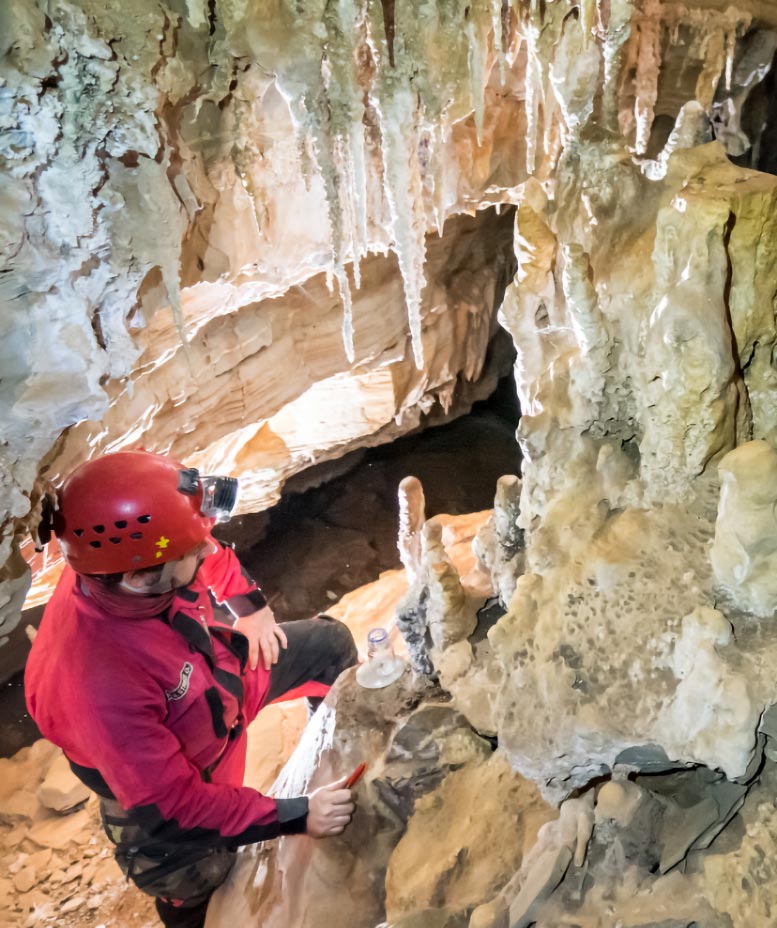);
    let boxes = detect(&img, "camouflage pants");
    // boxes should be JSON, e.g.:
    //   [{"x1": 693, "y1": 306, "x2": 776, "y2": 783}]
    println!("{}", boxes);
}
[{"x1": 101, "y1": 797, "x2": 236, "y2": 905}]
